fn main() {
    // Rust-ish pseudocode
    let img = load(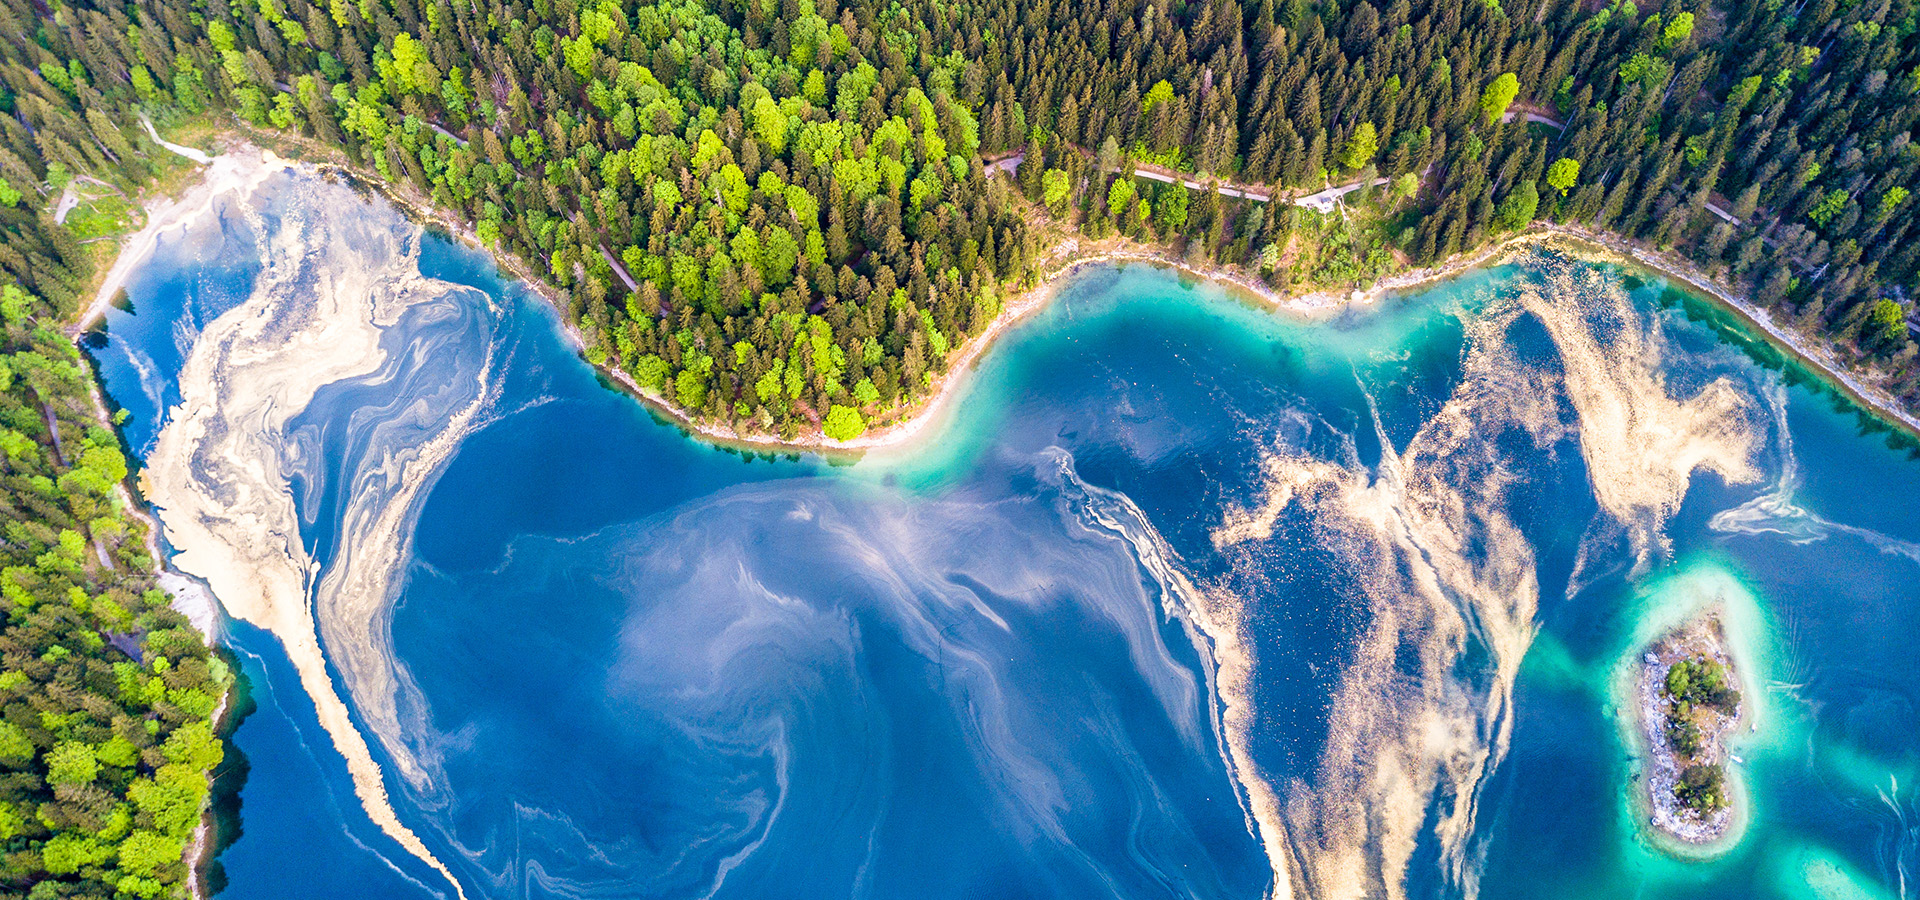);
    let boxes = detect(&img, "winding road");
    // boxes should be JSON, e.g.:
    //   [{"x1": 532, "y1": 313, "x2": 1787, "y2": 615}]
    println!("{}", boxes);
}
[{"x1": 986, "y1": 151, "x2": 1368, "y2": 209}]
